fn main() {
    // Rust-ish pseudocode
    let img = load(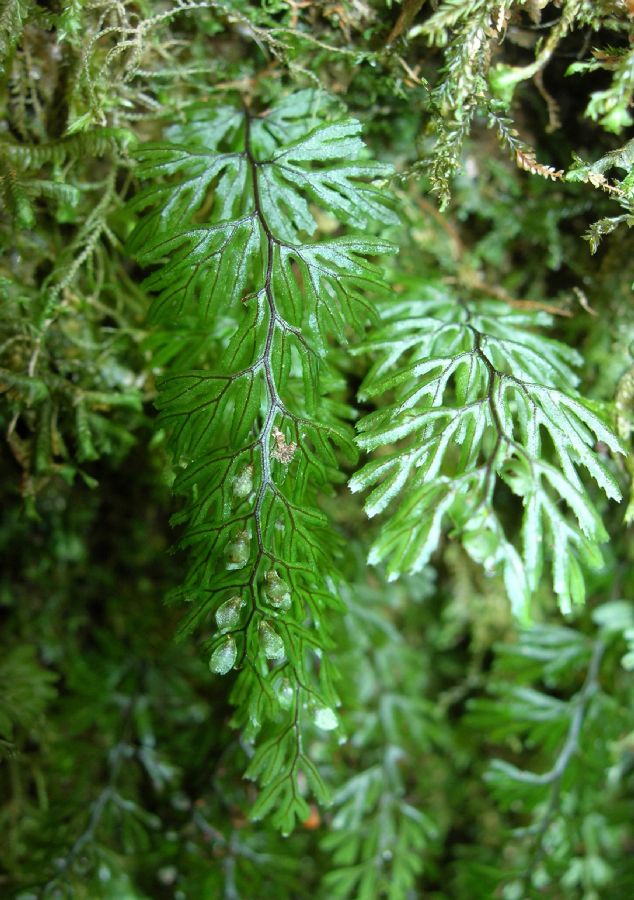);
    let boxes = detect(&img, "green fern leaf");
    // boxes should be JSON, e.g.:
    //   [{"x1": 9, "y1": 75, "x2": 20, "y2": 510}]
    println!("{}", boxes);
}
[
  {"x1": 351, "y1": 286, "x2": 623, "y2": 617},
  {"x1": 129, "y1": 90, "x2": 396, "y2": 831}
]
